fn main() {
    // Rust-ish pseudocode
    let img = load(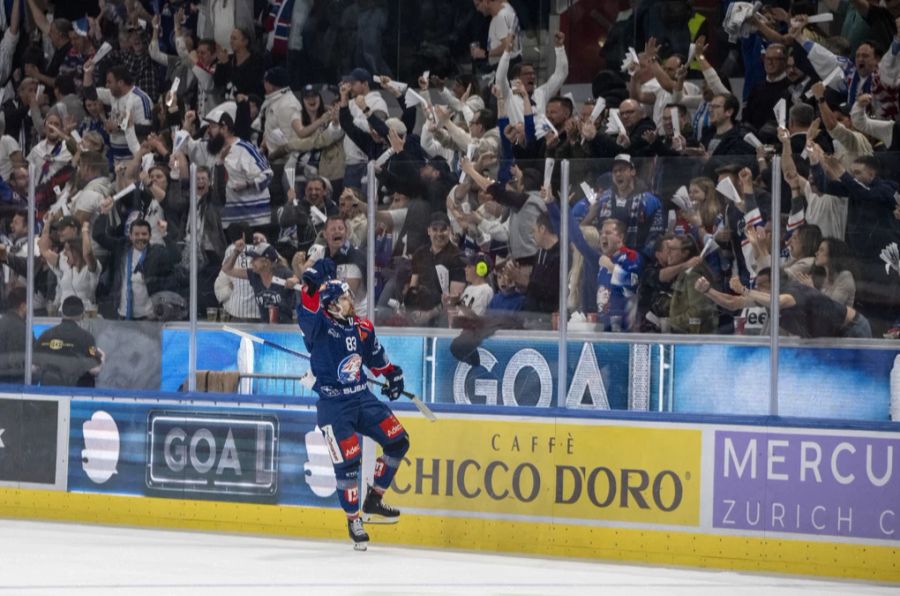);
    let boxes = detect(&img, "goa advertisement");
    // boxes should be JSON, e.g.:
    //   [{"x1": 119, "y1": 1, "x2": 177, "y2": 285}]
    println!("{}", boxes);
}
[
  {"x1": 432, "y1": 339, "x2": 657, "y2": 410},
  {"x1": 711, "y1": 428, "x2": 900, "y2": 542},
  {"x1": 68, "y1": 399, "x2": 342, "y2": 508}
]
